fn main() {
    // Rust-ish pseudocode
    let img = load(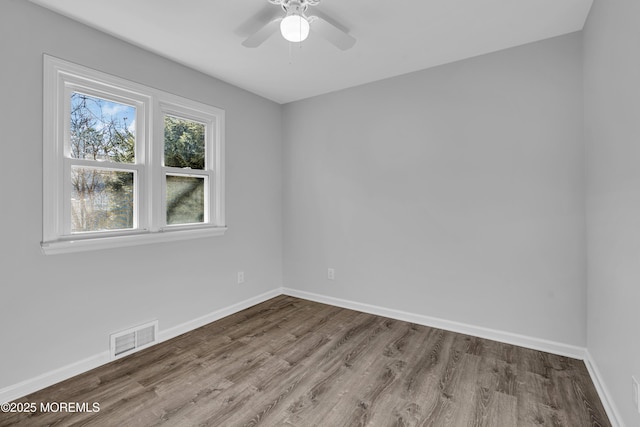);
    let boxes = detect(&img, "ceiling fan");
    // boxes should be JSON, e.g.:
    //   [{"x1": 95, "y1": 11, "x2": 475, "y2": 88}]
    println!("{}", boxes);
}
[{"x1": 242, "y1": 0, "x2": 356, "y2": 50}]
